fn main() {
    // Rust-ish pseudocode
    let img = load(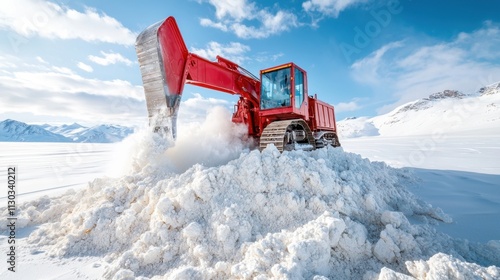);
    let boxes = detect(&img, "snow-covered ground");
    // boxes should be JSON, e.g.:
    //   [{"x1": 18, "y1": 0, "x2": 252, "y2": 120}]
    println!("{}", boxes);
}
[
  {"x1": 341, "y1": 130, "x2": 500, "y2": 243},
  {"x1": 337, "y1": 85, "x2": 500, "y2": 245},
  {"x1": 0, "y1": 88, "x2": 499, "y2": 279},
  {"x1": 0, "y1": 142, "x2": 115, "y2": 203}
]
